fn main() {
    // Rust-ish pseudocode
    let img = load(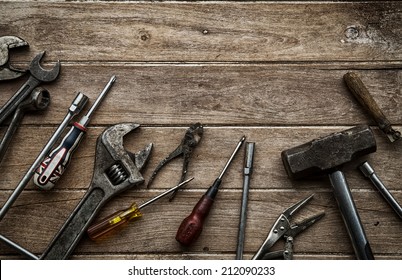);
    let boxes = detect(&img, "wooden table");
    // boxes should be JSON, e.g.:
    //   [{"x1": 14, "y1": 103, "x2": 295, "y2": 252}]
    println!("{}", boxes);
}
[{"x1": 0, "y1": 0, "x2": 401, "y2": 260}]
